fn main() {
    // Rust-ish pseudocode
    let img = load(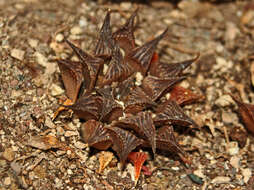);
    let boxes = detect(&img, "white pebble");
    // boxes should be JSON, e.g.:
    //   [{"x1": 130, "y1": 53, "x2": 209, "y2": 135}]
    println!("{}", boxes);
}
[
  {"x1": 70, "y1": 26, "x2": 82, "y2": 35},
  {"x1": 211, "y1": 176, "x2": 231, "y2": 184},
  {"x1": 11, "y1": 49, "x2": 25, "y2": 61},
  {"x1": 55, "y1": 33, "x2": 64, "y2": 42}
]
